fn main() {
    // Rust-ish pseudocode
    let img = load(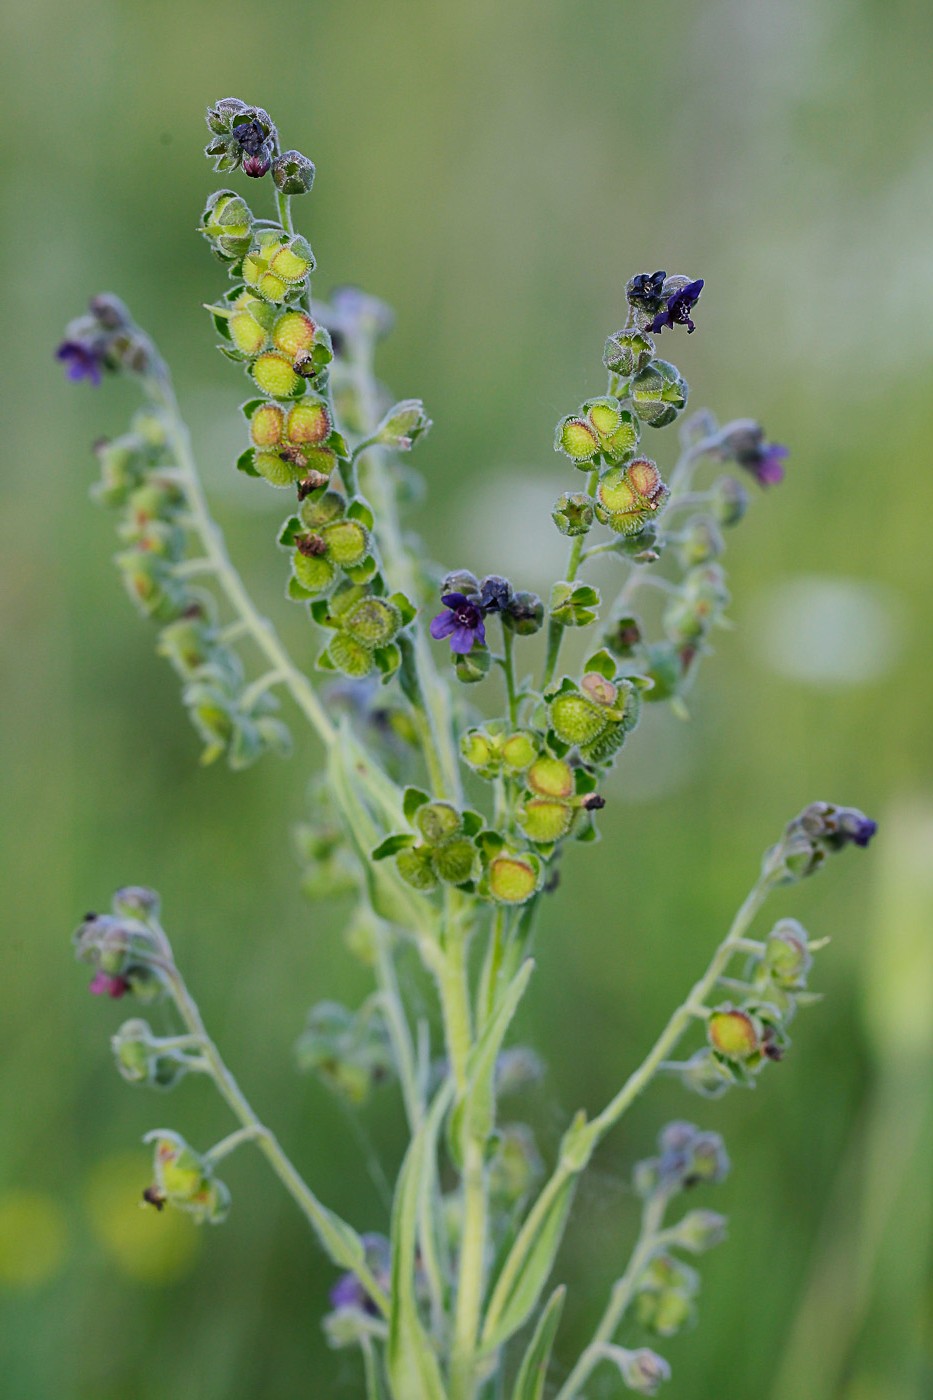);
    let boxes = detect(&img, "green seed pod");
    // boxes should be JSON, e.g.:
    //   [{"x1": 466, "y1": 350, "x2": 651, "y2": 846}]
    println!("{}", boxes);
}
[
  {"x1": 549, "y1": 691, "x2": 608, "y2": 747},
  {"x1": 502, "y1": 591, "x2": 544, "y2": 637},
  {"x1": 630, "y1": 360, "x2": 688, "y2": 428},
  {"x1": 667, "y1": 1209, "x2": 729, "y2": 1254},
  {"x1": 251, "y1": 351, "x2": 302, "y2": 399},
  {"x1": 229, "y1": 296, "x2": 273, "y2": 356},
  {"x1": 328, "y1": 633, "x2": 374, "y2": 678},
  {"x1": 764, "y1": 919, "x2": 813, "y2": 990},
  {"x1": 272, "y1": 149, "x2": 316, "y2": 196},
  {"x1": 555, "y1": 414, "x2": 599, "y2": 464},
  {"x1": 199, "y1": 189, "x2": 253, "y2": 260},
  {"x1": 453, "y1": 647, "x2": 493, "y2": 683},
  {"x1": 293, "y1": 549, "x2": 335, "y2": 593},
  {"x1": 322, "y1": 519, "x2": 369, "y2": 568},
  {"x1": 157, "y1": 613, "x2": 215, "y2": 678},
  {"x1": 709, "y1": 474, "x2": 749, "y2": 527},
  {"x1": 500, "y1": 731, "x2": 538, "y2": 771},
  {"x1": 342, "y1": 597, "x2": 400, "y2": 648},
  {"x1": 254, "y1": 449, "x2": 305, "y2": 487},
  {"x1": 518, "y1": 799, "x2": 573, "y2": 844},
  {"x1": 580, "y1": 719, "x2": 627, "y2": 764},
  {"x1": 595, "y1": 457, "x2": 669, "y2": 536},
  {"x1": 487, "y1": 853, "x2": 540, "y2": 904},
  {"x1": 374, "y1": 398, "x2": 432, "y2": 450},
  {"x1": 527, "y1": 755, "x2": 574, "y2": 799},
  {"x1": 583, "y1": 399, "x2": 640, "y2": 462},
  {"x1": 415, "y1": 802, "x2": 462, "y2": 845},
  {"x1": 552, "y1": 491, "x2": 595, "y2": 537},
  {"x1": 461, "y1": 728, "x2": 497, "y2": 771},
  {"x1": 396, "y1": 845, "x2": 438, "y2": 892},
  {"x1": 300, "y1": 490, "x2": 345, "y2": 528},
  {"x1": 432, "y1": 837, "x2": 479, "y2": 885},
  {"x1": 677, "y1": 515, "x2": 724, "y2": 567},
  {"x1": 636, "y1": 1287, "x2": 694, "y2": 1338},
  {"x1": 603, "y1": 327, "x2": 655, "y2": 377}
]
